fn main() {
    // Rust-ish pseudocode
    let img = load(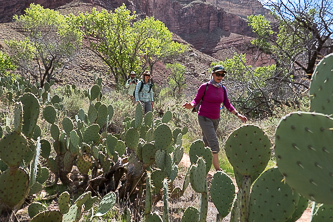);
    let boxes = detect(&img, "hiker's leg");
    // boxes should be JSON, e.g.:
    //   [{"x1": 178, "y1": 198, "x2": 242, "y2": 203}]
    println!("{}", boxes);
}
[
  {"x1": 144, "y1": 101, "x2": 152, "y2": 114},
  {"x1": 198, "y1": 116, "x2": 221, "y2": 170},
  {"x1": 212, "y1": 152, "x2": 221, "y2": 171}
]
